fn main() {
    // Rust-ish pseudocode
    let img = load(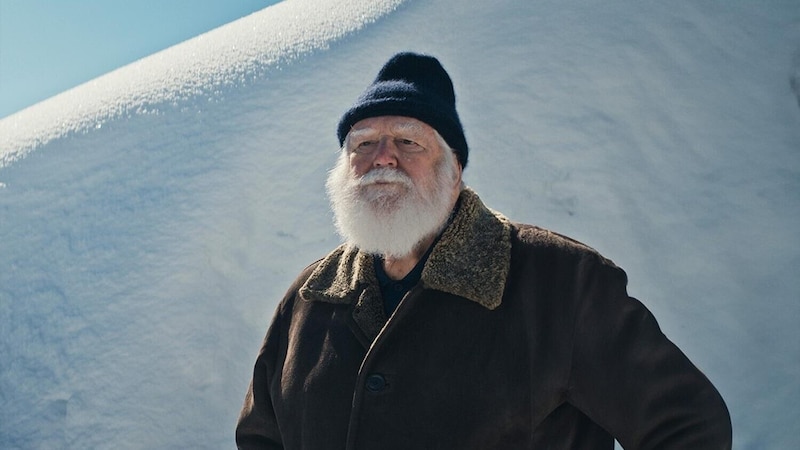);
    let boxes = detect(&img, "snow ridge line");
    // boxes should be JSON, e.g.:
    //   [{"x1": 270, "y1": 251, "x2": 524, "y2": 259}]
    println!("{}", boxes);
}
[{"x1": 0, "y1": 0, "x2": 408, "y2": 168}]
